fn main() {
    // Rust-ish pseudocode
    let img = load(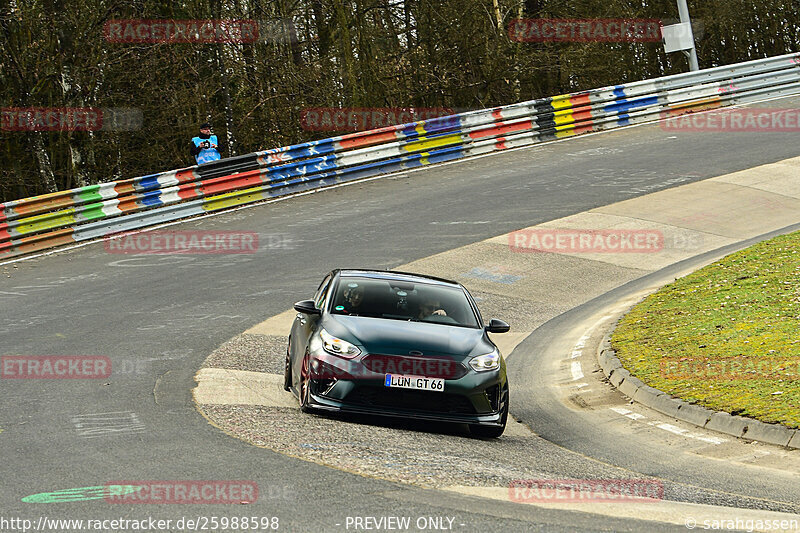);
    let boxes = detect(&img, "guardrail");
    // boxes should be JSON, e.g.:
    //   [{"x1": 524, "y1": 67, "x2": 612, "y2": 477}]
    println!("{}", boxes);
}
[{"x1": 2, "y1": 52, "x2": 799, "y2": 259}]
